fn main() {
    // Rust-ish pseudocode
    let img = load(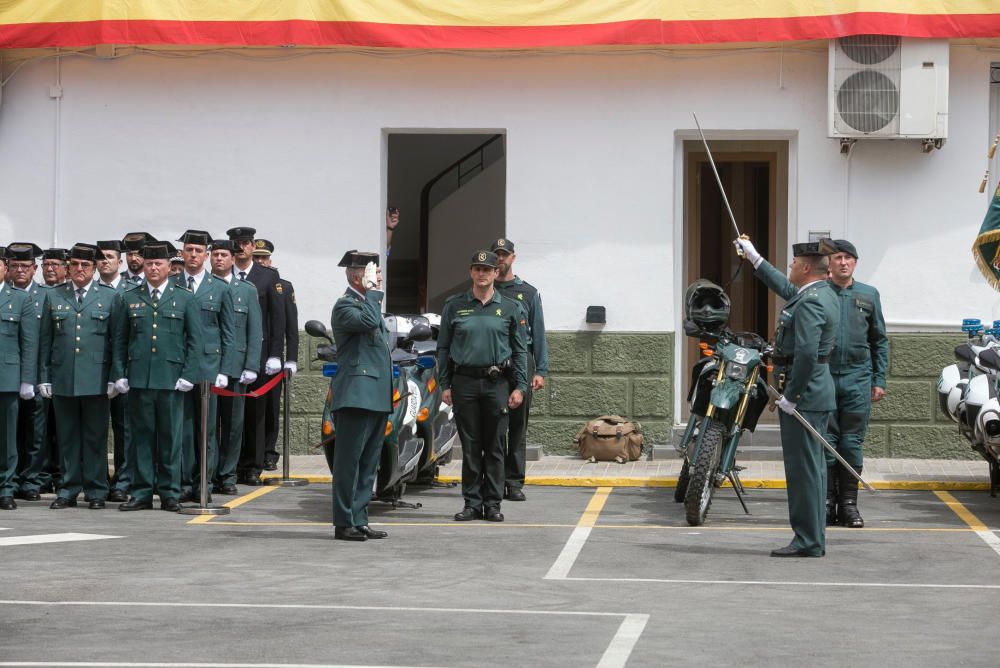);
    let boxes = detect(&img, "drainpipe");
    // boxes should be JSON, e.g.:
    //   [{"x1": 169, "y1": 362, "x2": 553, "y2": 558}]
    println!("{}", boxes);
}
[{"x1": 50, "y1": 51, "x2": 63, "y2": 246}]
